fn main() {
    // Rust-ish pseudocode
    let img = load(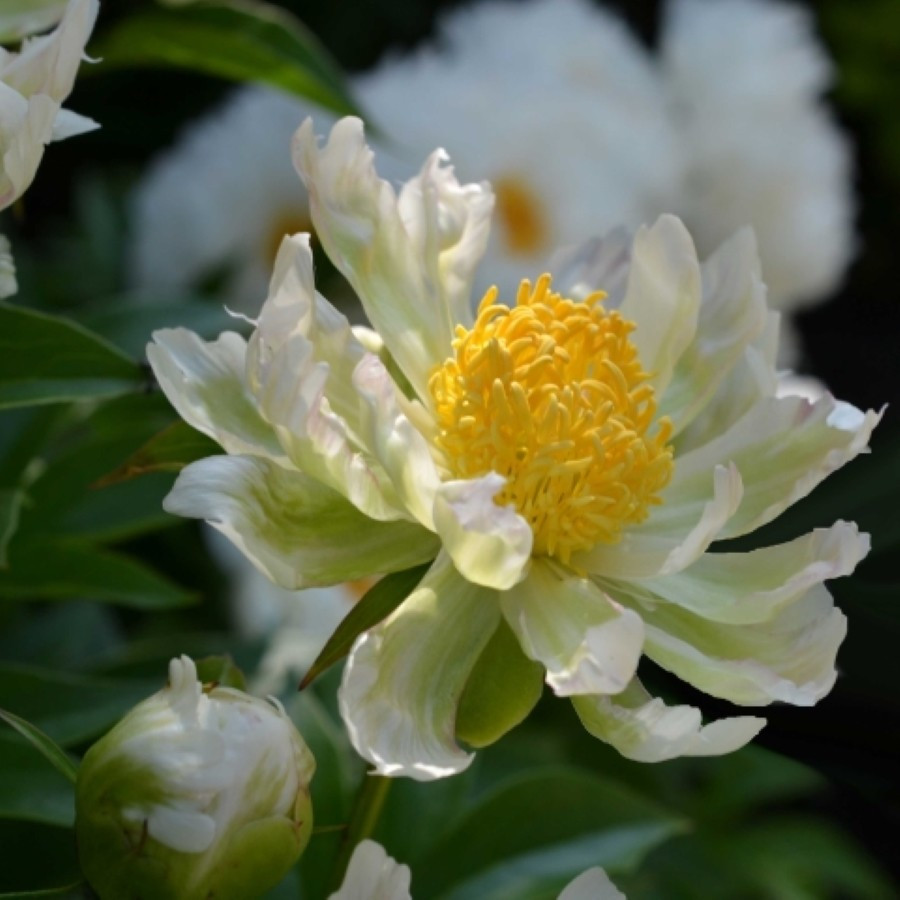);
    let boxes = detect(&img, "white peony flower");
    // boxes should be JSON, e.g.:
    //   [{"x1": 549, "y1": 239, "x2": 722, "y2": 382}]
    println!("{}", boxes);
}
[
  {"x1": 329, "y1": 840, "x2": 625, "y2": 899},
  {"x1": 148, "y1": 117, "x2": 878, "y2": 782},
  {"x1": 75, "y1": 655, "x2": 316, "y2": 900},
  {"x1": 128, "y1": 0, "x2": 852, "y2": 349},
  {"x1": 0, "y1": 0, "x2": 98, "y2": 211}
]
